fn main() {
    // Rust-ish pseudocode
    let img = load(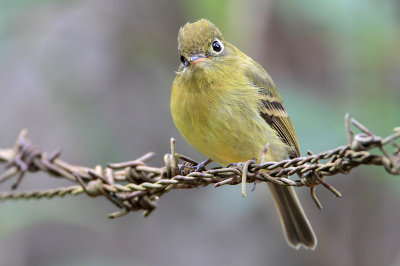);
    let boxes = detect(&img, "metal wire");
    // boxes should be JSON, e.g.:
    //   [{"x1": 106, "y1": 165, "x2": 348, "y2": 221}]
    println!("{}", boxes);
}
[{"x1": 0, "y1": 114, "x2": 399, "y2": 217}]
